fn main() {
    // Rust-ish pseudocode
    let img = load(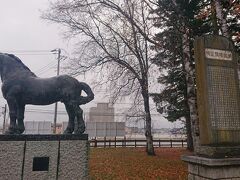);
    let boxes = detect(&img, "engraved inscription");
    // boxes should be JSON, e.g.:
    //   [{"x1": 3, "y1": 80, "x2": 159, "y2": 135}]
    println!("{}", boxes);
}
[
  {"x1": 207, "y1": 66, "x2": 240, "y2": 129},
  {"x1": 205, "y1": 48, "x2": 232, "y2": 61}
]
